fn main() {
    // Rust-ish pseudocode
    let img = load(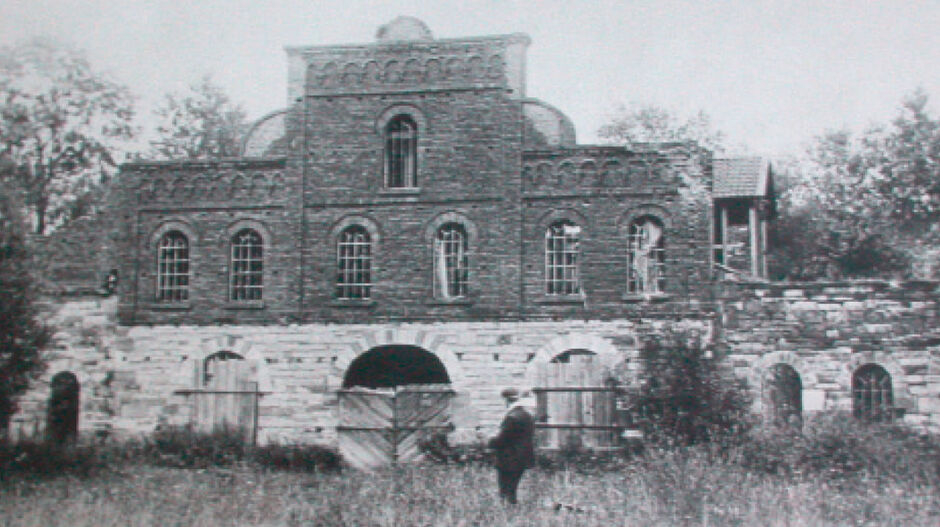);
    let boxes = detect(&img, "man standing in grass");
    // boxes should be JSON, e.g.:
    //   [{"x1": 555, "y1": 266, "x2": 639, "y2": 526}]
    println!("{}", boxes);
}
[{"x1": 488, "y1": 387, "x2": 536, "y2": 504}]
